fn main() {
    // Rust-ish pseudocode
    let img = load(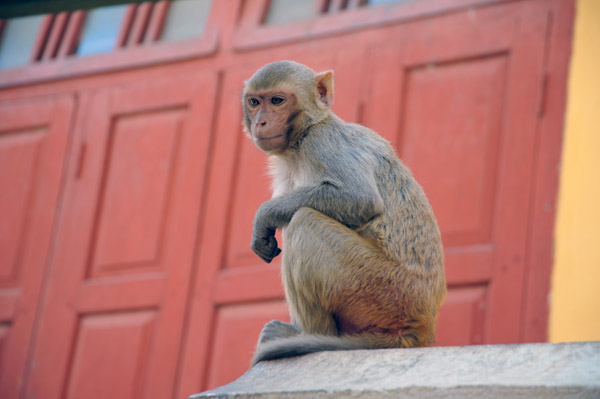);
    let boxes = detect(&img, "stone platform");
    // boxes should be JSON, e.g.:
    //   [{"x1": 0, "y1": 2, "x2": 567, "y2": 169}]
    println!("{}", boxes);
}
[{"x1": 191, "y1": 342, "x2": 600, "y2": 398}]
